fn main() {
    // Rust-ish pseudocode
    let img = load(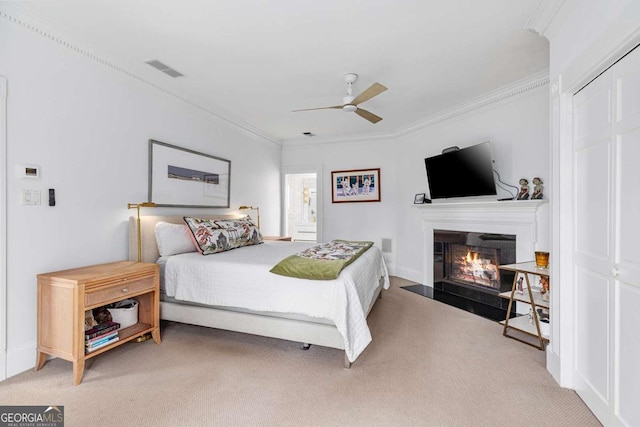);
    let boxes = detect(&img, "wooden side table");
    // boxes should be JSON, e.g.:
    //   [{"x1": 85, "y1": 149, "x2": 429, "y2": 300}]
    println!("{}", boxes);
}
[
  {"x1": 36, "y1": 261, "x2": 160, "y2": 385},
  {"x1": 262, "y1": 236, "x2": 293, "y2": 241},
  {"x1": 498, "y1": 261, "x2": 550, "y2": 350}
]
